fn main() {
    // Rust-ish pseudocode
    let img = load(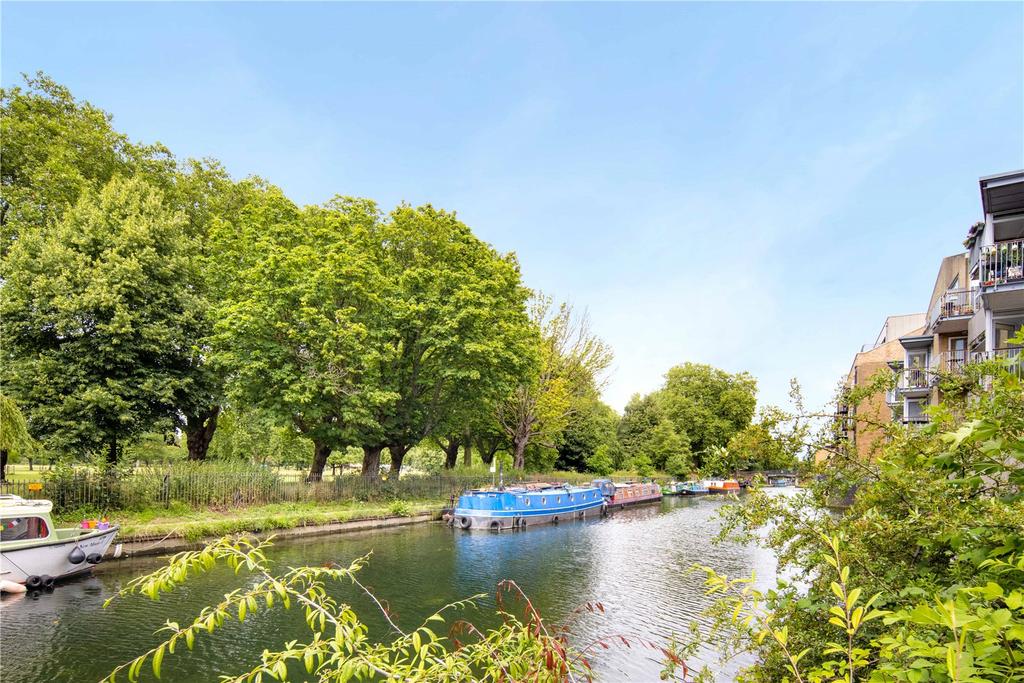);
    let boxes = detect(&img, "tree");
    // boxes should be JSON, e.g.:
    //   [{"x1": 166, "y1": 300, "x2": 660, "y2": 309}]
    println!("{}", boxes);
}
[
  {"x1": 351, "y1": 203, "x2": 533, "y2": 479},
  {"x1": 0, "y1": 395, "x2": 34, "y2": 481},
  {"x1": 1, "y1": 176, "x2": 196, "y2": 463},
  {"x1": 658, "y1": 363, "x2": 757, "y2": 467},
  {"x1": 1, "y1": 72, "x2": 174, "y2": 252},
  {"x1": 212, "y1": 197, "x2": 381, "y2": 482},
  {"x1": 497, "y1": 296, "x2": 613, "y2": 470},
  {"x1": 555, "y1": 394, "x2": 620, "y2": 472}
]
